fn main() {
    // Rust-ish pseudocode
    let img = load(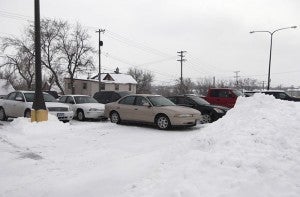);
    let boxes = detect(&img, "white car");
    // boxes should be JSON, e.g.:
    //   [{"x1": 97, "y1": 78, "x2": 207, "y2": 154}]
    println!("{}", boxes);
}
[
  {"x1": 58, "y1": 95, "x2": 105, "y2": 121},
  {"x1": 0, "y1": 91, "x2": 73, "y2": 122}
]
